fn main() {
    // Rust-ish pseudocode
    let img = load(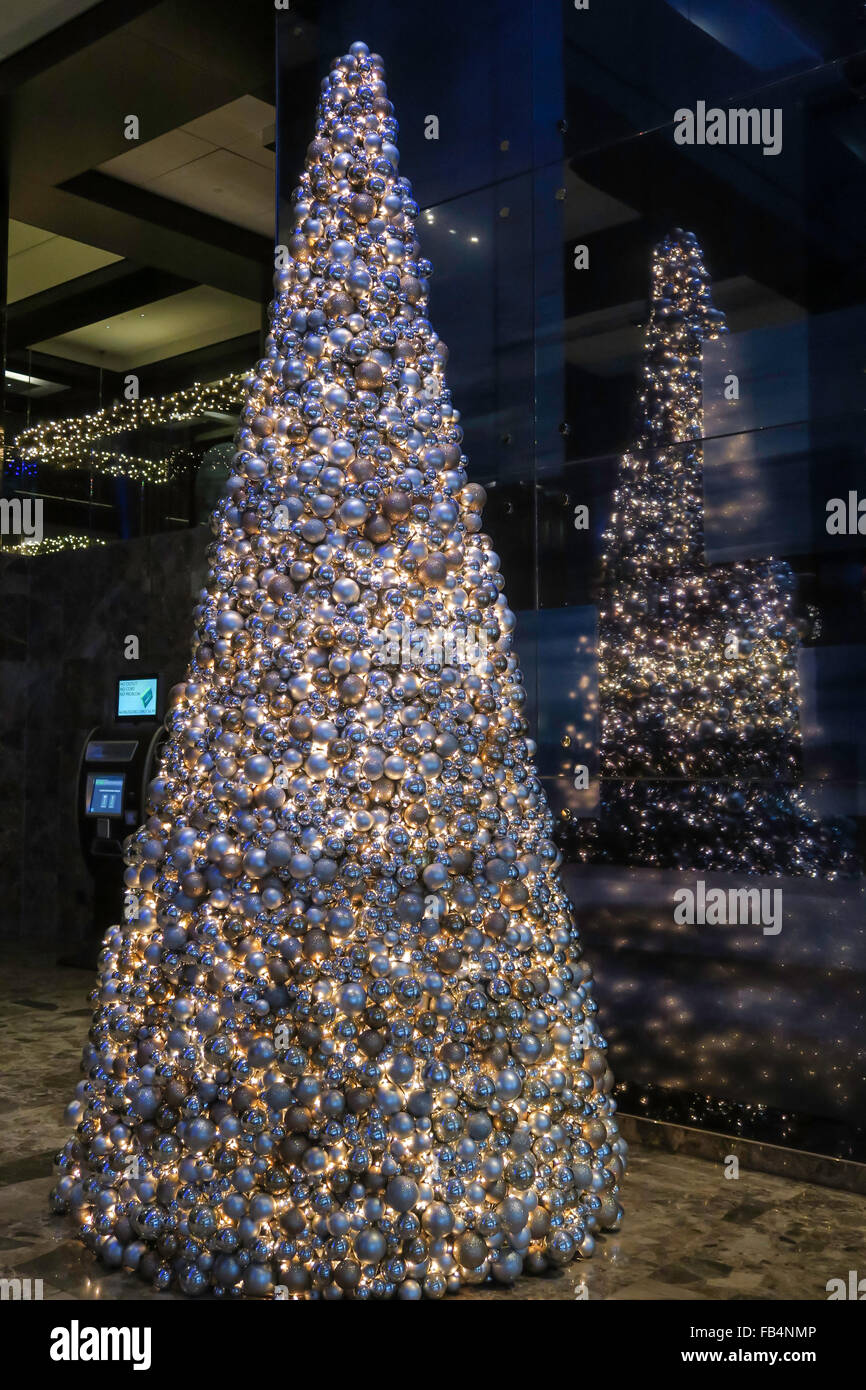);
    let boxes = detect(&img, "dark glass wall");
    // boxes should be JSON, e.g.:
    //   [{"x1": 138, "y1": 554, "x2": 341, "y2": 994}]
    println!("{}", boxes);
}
[{"x1": 277, "y1": 0, "x2": 866, "y2": 1157}]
